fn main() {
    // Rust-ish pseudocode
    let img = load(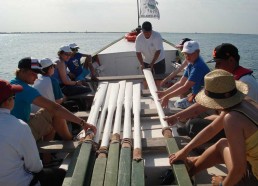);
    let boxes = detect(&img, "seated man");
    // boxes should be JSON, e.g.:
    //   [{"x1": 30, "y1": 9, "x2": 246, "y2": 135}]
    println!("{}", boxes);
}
[
  {"x1": 67, "y1": 43, "x2": 98, "y2": 82},
  {"x1": 158, "y1": 41, "x2": 210, "y2": 109},
  {"x1": 165, "y1": 43, "x2": 258, "y2": 141},
  {"x1": 0, "y1": 79, "x2": 65, "y2": 186},
  {"x1": 160, "y1": 38, "x2": 192, "y2": 88}
]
